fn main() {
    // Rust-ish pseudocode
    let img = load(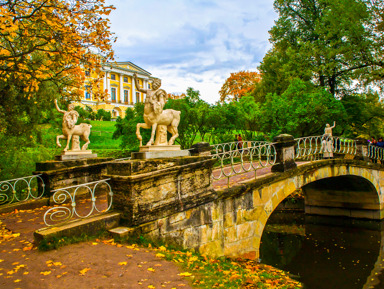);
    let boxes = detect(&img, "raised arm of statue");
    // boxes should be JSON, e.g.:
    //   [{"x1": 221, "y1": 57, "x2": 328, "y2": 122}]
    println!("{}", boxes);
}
[
  {"x1": 331, "y1": 121, "x2": 336, "y2": 129},
  {"x1": 54, "y1": 99, "x2": 66, "y2": 114},
  {"x1": 132, "y1": 73, "x2": 148, "y2": 94}
]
